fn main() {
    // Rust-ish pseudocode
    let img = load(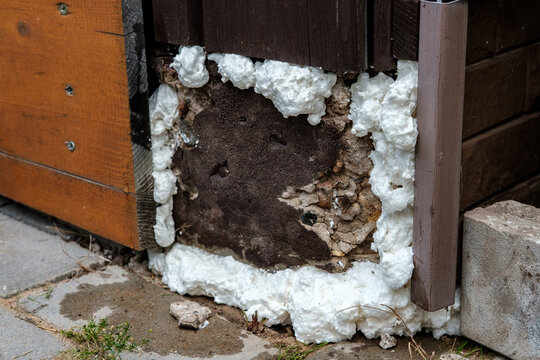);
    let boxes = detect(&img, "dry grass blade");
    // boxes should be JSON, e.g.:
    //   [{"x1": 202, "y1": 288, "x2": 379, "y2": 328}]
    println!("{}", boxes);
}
[
  {"x1": 13, "y1": 350, "x2": 33, "y2": 359},
  {"x1": 380, "y1": 305, "x2": 432, "y2": 360},
  {"x1": 53, "y1": 223, "x2": 93, "y2": 273}
]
